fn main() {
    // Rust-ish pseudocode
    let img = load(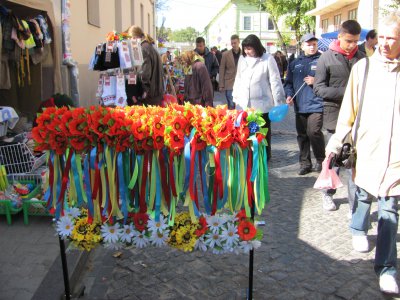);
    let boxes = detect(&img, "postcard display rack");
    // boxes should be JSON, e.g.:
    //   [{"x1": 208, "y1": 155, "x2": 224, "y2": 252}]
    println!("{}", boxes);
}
[
  {"x1": 90, "y1": 36, "x2": 144, "y2": 108},
  {"x1": 47, "y1": 38, "x2": 268, "y2": 300}
]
